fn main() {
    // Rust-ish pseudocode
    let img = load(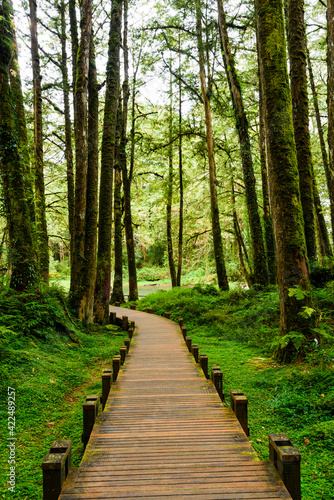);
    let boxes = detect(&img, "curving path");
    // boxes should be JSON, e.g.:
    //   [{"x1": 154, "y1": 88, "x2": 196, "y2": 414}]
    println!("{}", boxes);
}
[{"x1": 59, "y1": 307, "x2": 291, "y2": 499}]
